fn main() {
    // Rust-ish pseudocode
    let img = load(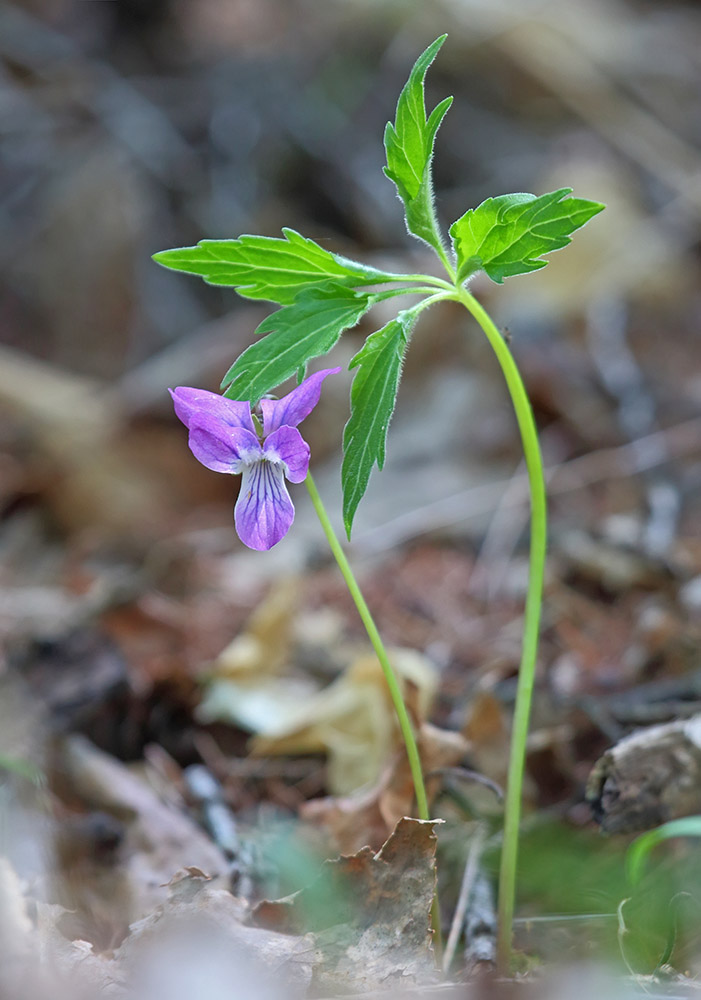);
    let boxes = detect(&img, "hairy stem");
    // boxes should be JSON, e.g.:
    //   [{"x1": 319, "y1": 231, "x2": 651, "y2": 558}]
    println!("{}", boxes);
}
[
  {"x1": 434, "y1": 244, "x2": 457, "y2": 283},
  {"x1": 452, "y1": 286, "x2": 547, "y2": 972},
  {"x1": 304, "y1": 472, "x2": 442, "y2": 956},
  {"x1": 392, "y1": 273, "x2": 457, "y2": 291},
  {"x1": 374, "y1": 285, "x2": 455, "y2": 303}
]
